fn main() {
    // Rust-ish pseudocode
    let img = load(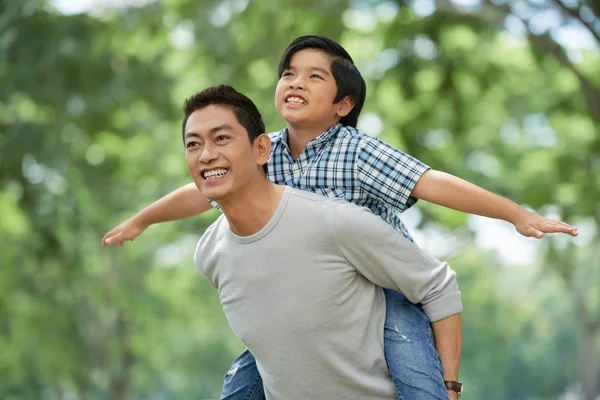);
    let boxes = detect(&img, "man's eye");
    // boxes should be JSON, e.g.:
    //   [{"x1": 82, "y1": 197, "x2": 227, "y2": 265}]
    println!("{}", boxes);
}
[
  {"x1": 216, "y1": 135, "x2": 229, "y2": 141},
  {"x1": 186, "y1": 141, "x2": 199, "y2": 149}
]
